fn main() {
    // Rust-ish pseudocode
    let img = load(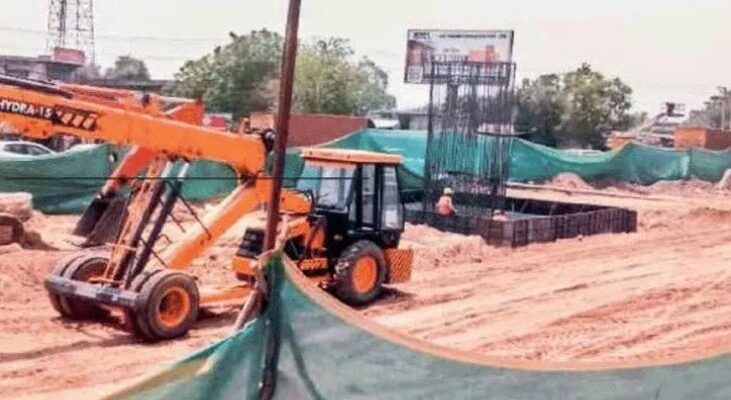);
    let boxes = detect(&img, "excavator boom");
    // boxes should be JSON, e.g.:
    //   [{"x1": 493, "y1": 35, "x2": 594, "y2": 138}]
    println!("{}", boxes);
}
[
  {"x1": 0, "y1": 76, "x2": 266, "y2": 175},
  {"x1": 0, "y1": 74, "x2": 410, "y2": 342}
]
